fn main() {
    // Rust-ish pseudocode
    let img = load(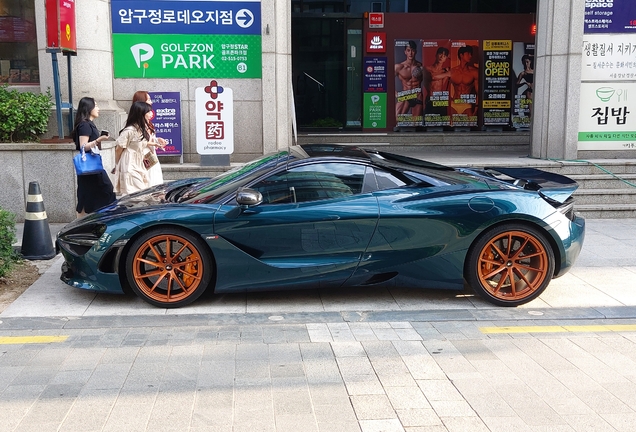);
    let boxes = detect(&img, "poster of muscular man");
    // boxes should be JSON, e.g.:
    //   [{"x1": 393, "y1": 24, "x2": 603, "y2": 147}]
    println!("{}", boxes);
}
[
  {"x1": 450, "y1": 40, "x2": 480, "y2": 127},
  {"x1": 394, "y1": 39, "x2": 424, "y2": 127},
  {"x1": 422, "y1": 40, "x2": 451, "y2": 127}
]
